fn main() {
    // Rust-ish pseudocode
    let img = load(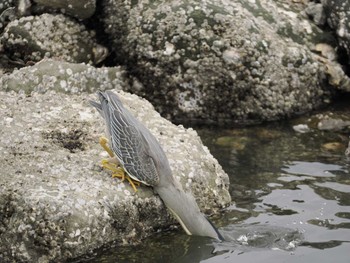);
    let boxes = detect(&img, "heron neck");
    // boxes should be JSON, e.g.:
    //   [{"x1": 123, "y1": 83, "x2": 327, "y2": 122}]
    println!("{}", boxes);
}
[{"x1": 154, "y1": 183, "x2": 224, "y2": 241}]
